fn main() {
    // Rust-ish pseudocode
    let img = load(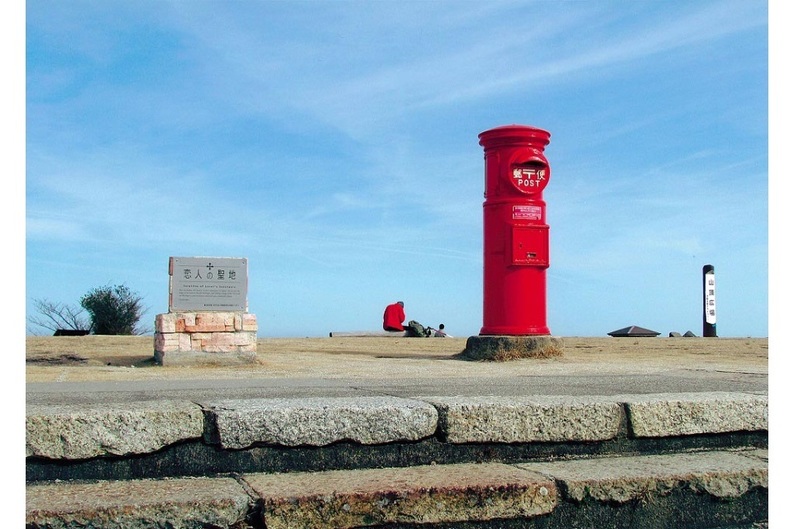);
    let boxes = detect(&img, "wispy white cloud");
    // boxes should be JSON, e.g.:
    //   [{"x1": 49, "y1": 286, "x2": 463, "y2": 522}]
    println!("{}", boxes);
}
[
  {"x1": 155, "y1": 0, "x2": 765, "y2": 143},
  {"x1": 26, "y1": 216, "x2": 91, "y2": 242}
]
